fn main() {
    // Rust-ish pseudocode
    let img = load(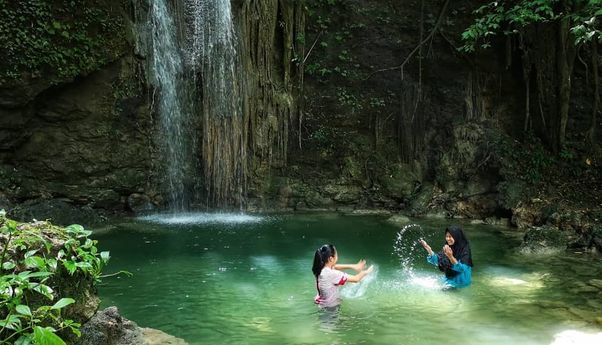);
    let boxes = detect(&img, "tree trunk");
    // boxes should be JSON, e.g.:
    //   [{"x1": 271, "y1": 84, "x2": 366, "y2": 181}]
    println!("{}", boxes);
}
[
  {"x1": 554, "y1": 2, "x2": 575, "y2": 154},
  {"x1": 586, "y1": 41, "x2": 599, "y2": 147}
]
